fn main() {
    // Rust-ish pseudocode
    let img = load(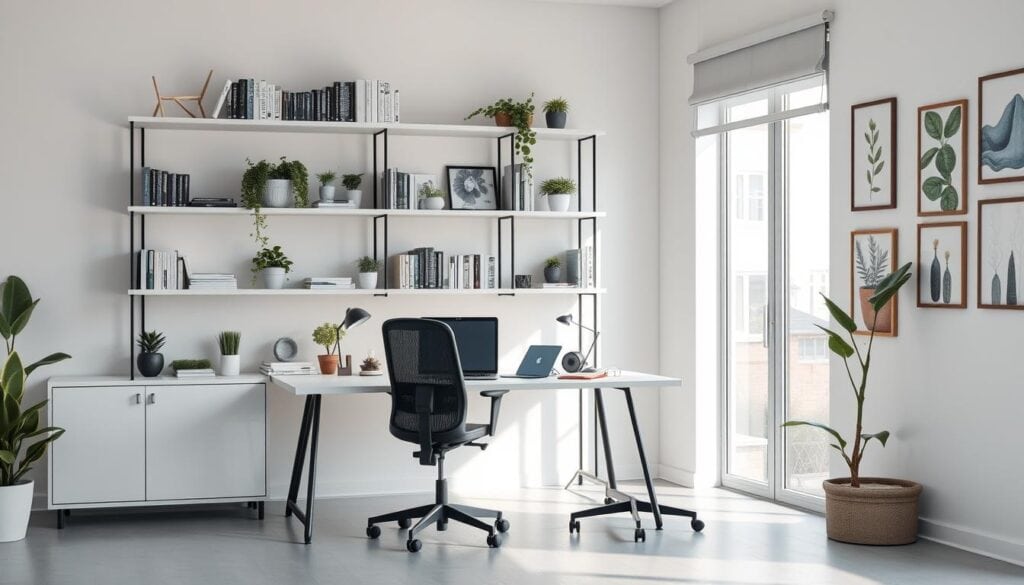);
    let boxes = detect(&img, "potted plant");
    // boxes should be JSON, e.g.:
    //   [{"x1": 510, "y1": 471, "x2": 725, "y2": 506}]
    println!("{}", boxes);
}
[
  {"x1": 855, "y1": 235, "x2": 893, "y2": 331},
  {"x1": 783, "y1": 262, "x2": 919, "y2": 545},
  {"x1": 252, "y1": 245, "x2": 294, "y2": 289},
  {"x1": 539, "y1": 177, "x2": 576, "y2": 212},
  {"x1": 312, "y1": 323, "x2": 340, "y2": 375},
  {"x1": 242, "y1": 157, "x2": 309, "y2": 209},
  {"x1": 544, "y1": 256, "x2": 562, "y2": 284},
  {"x1": 0, "y1": 276, "x2": 70, "y2": 542},
  {"x1": 317, "y1": 171, "x2": 337, "y2": 202},
  {"x1": 217, "y1": 331, "x2": 241, "y2": 376},
  {"x1": 466, "y1": 93, "x2": 537, "y2": 173},
  {"x1": 341, "y1": 173, "x2": 364, "y2": 208},
  {"x1": 544, "y1": 97, "x2": 569, "y2": 129},
  {"x1": 137, "y1": 330, "x2": 166, "y2": 377},
  {"x1": 420, "y1": 183, "x2": 445, "y2": 210},
  {"x1": 357, "y1": 256, "x2": 380, "y2": 290},
  {"x1": 359, "y1": 352, "x2": 383, "y2": 376}
]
